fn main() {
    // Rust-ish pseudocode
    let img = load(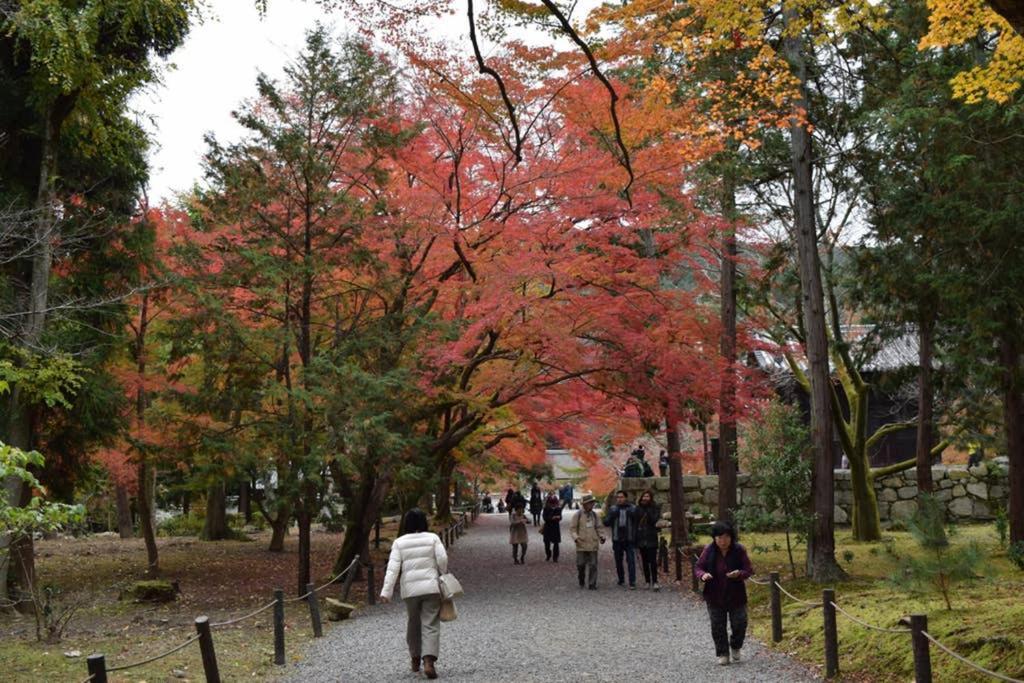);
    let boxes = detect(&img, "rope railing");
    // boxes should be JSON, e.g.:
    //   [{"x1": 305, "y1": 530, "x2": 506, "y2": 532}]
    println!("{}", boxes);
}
[
  {"x1": 743, "y1": 571, "x2": 1020, "y2": 682},
  {"x1": 81, "y1": 508, "x2": 482, "y2": 683},
  {"x1": 922, "y1": 630, "x2": 1024, "y2": 683}
]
